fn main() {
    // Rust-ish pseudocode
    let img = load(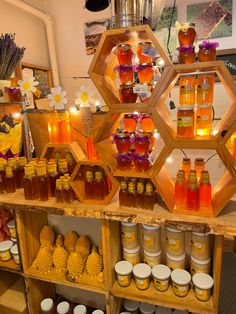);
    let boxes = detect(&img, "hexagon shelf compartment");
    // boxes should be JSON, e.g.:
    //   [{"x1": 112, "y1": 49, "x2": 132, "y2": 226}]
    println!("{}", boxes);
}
[
  {"x1": 70, "y1": 158, "x2": 119, "y2": 205},
  {"x1": 88, "y1": 25, "x2": 172, "y2": 112}
]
